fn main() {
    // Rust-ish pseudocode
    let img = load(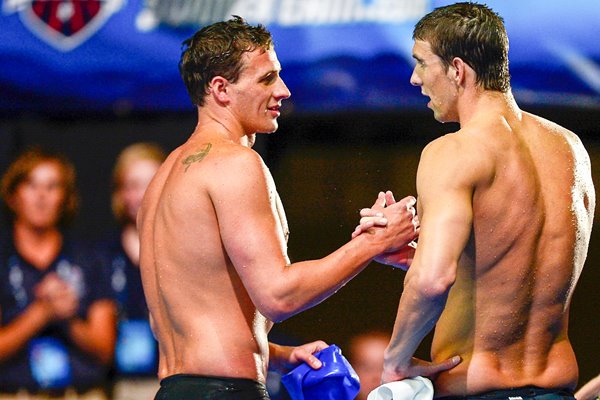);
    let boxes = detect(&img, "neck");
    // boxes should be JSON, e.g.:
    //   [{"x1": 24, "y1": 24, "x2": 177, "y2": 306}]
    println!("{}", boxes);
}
[
  {"x1": 457, "y1": 88, "x2": 520, "y2": 126},
  {"x1": 14, "y1": 222, "x2": 61, "y2": 244},
  {"x1": 195, "y1": 106, "x2": 255, "y2": 147},
  {"x1": 13, "y1": 222, "x2": 62, "y2": 269}
]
